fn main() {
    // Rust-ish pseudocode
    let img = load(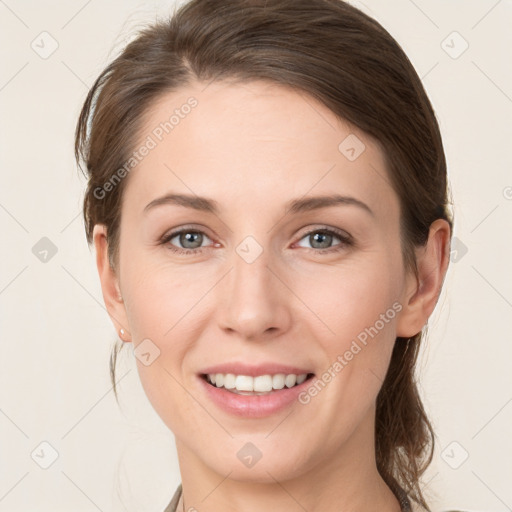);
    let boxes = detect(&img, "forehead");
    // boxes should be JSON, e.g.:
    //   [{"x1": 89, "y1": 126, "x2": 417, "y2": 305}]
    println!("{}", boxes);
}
[{"x1": 122, "y1": 79, "x2": 398, "y2": 219}]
